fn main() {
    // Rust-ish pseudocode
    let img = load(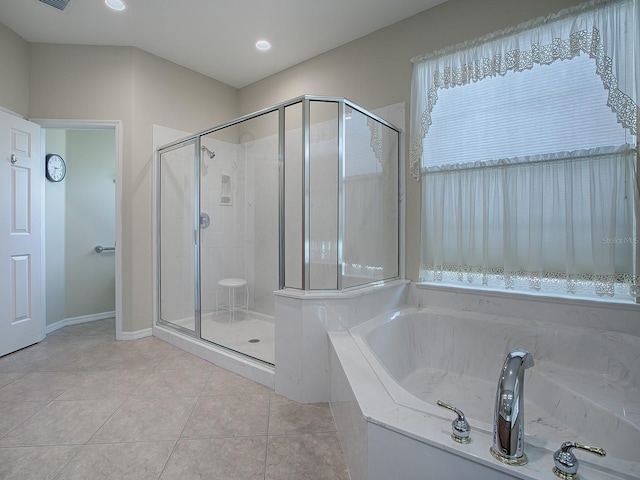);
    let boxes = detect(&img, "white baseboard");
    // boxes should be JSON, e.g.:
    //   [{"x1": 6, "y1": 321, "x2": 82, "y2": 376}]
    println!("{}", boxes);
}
[
  {"x1": 46, "y1": 311, "x2": 116, "y2": 334},
  {"x1": 119, "y1": 328, "x2": 153, "y2": 340}
]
